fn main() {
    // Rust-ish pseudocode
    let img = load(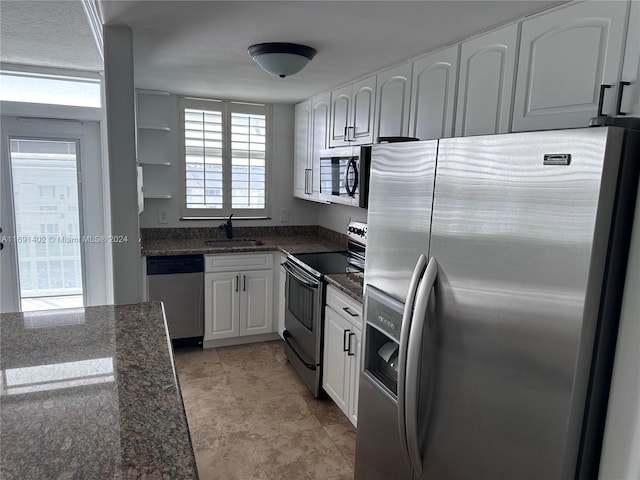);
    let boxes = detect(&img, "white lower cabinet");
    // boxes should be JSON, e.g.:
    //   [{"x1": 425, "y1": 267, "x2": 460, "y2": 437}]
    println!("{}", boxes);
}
[
  {"x1": 204, "y1": 253, "x2": 273, "y2": 342},
  {"x1": 322, "y1": 285, "x2": 362, "y2": 427}
]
